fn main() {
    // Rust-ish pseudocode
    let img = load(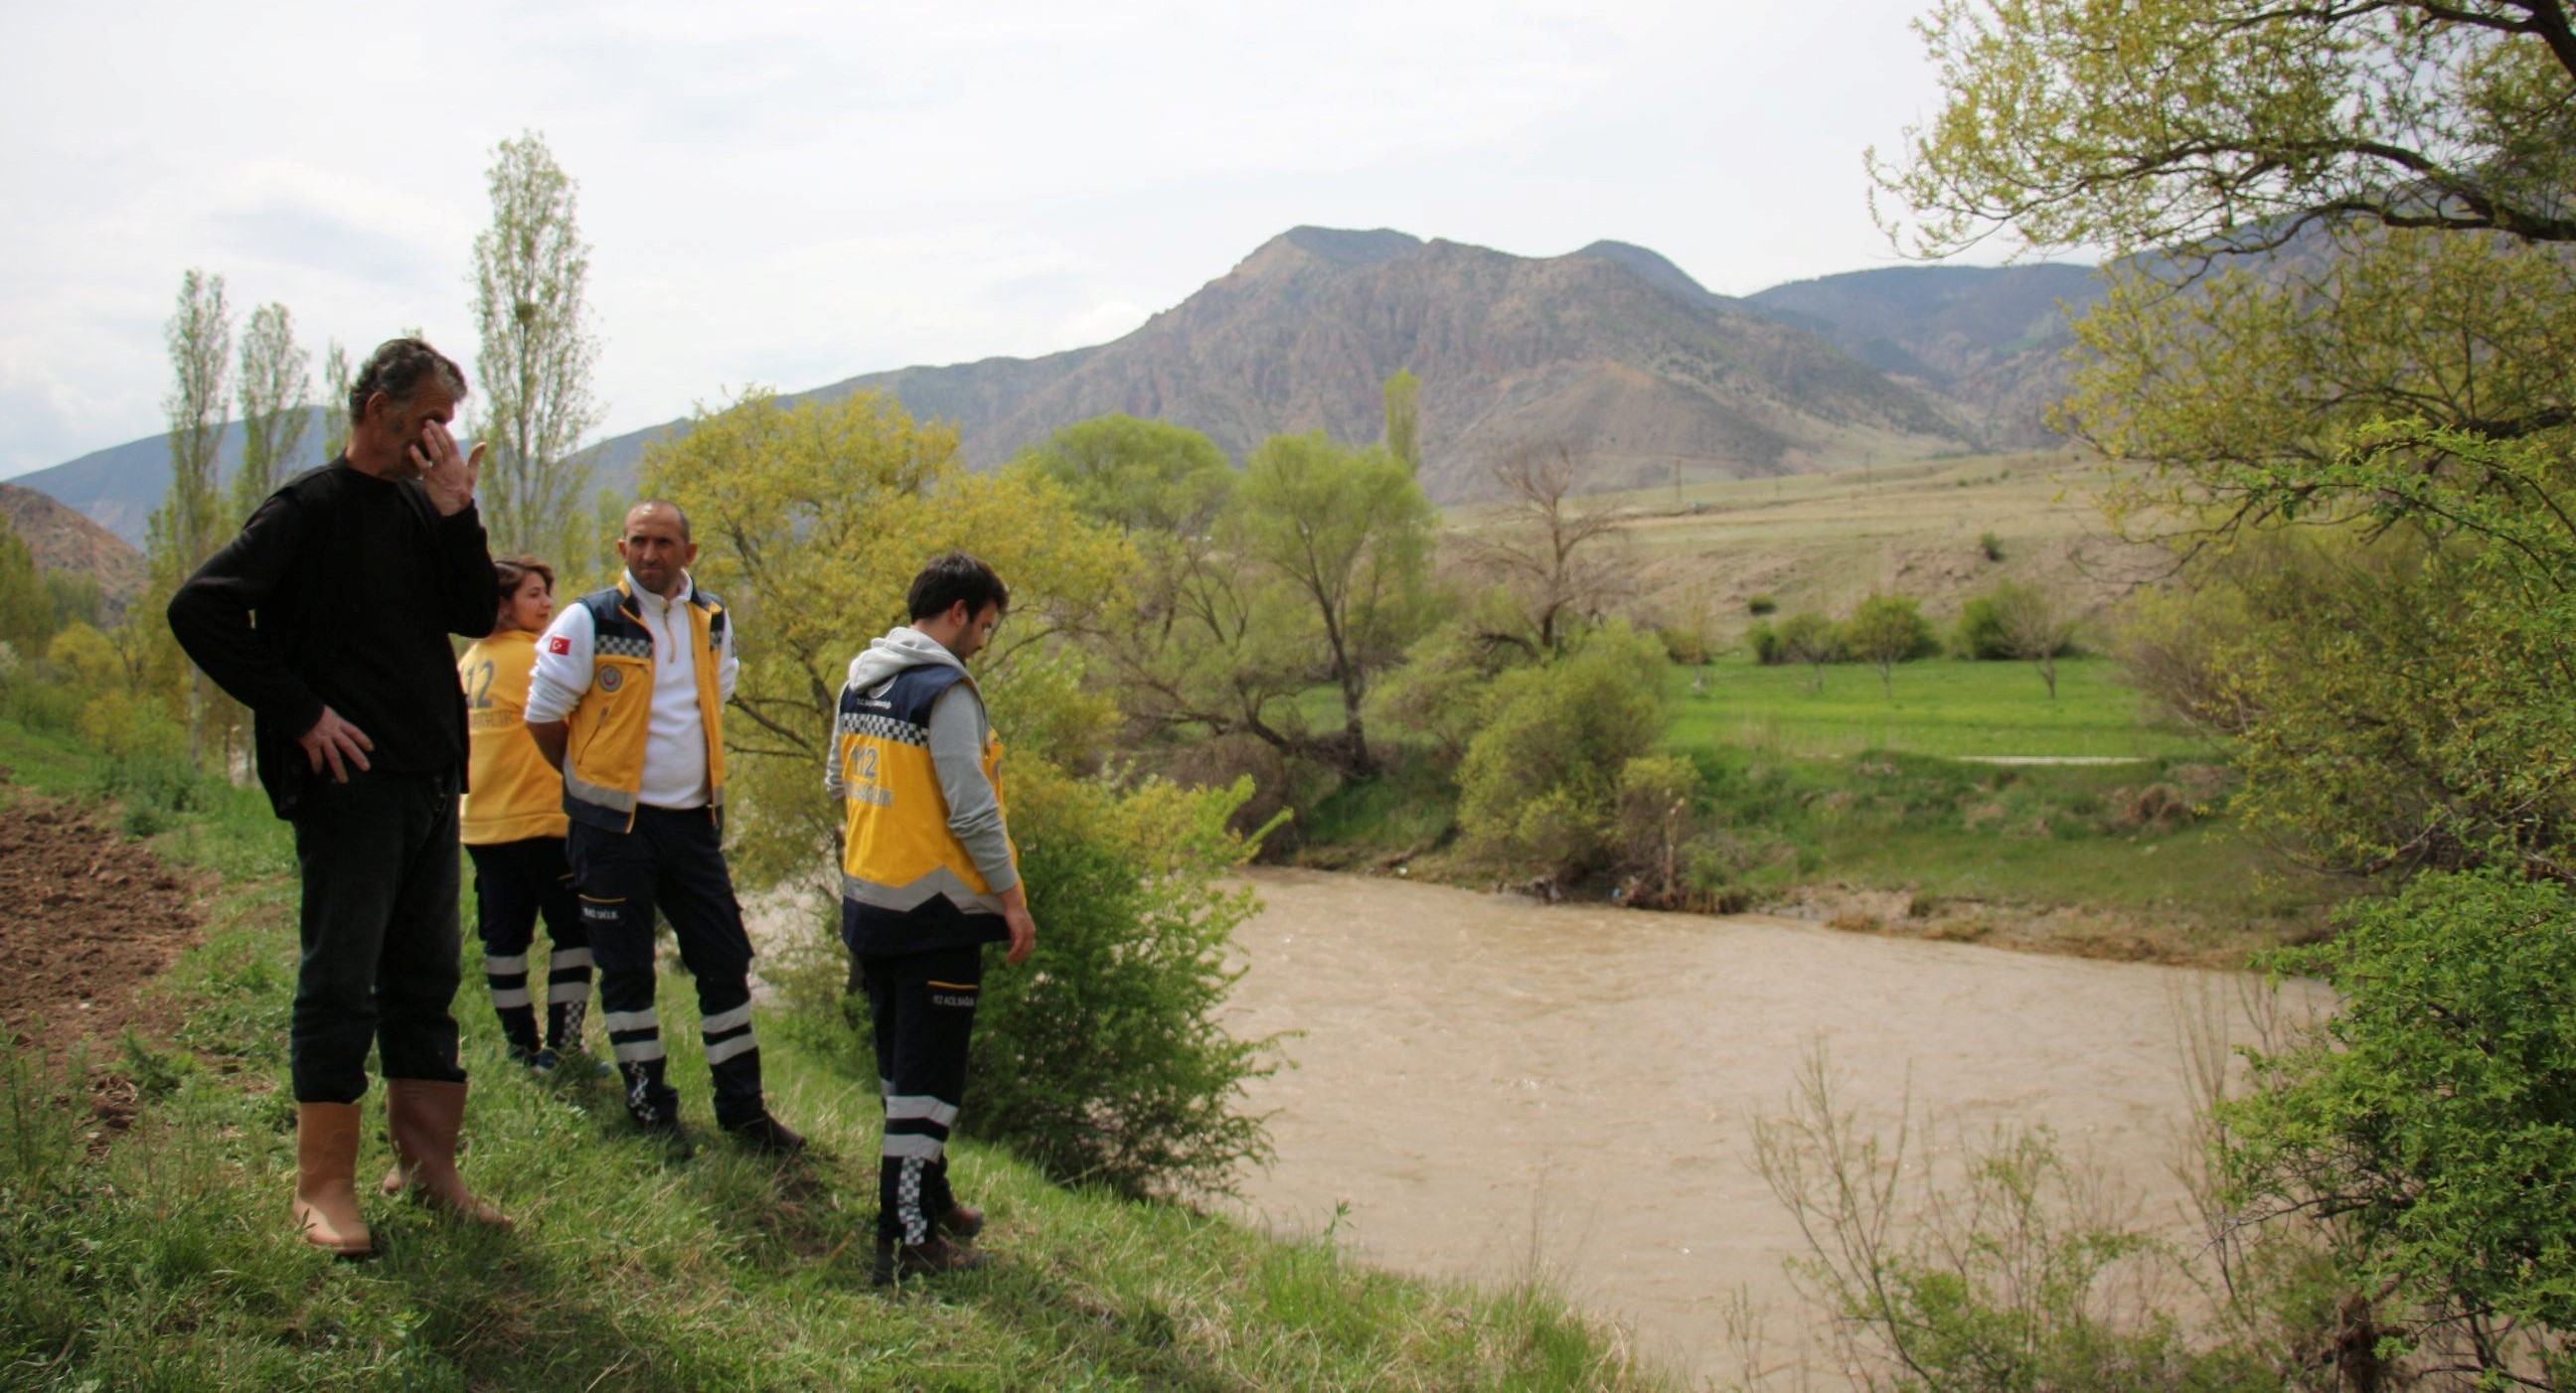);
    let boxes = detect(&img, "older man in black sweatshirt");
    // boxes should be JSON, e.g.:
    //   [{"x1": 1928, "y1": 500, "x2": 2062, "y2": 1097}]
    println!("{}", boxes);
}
[{"x1": 168, "y1": 338, "x2": 507, "y2": 1256}]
